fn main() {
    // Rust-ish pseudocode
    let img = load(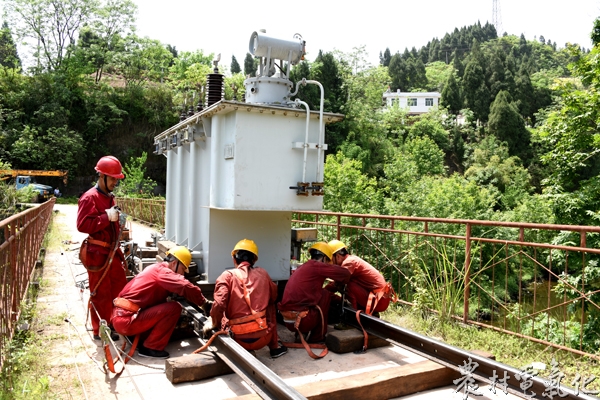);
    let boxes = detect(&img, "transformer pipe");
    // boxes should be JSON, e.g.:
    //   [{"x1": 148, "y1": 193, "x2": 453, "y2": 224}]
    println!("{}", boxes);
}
[{"x1": 294, "y1": 98, "x2": 311, "y2": 183}]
